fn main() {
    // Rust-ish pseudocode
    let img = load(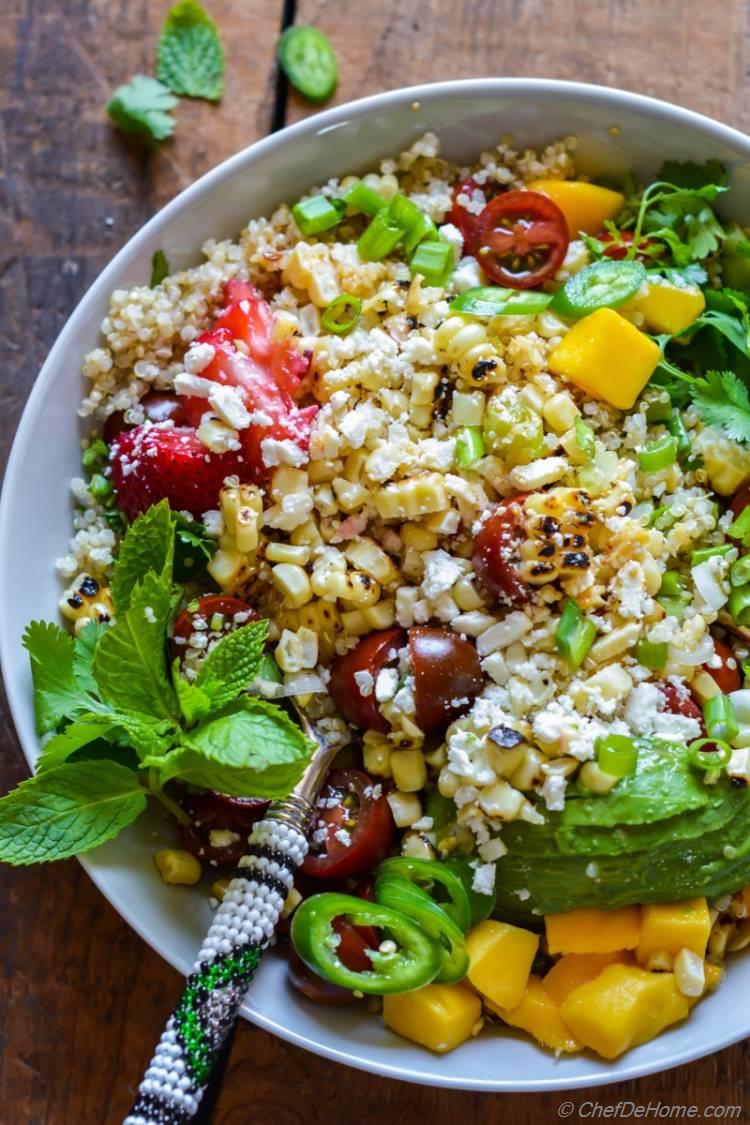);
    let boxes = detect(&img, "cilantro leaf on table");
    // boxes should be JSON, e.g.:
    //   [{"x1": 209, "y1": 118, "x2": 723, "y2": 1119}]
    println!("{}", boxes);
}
[
  {"x1": 193, "y1": 619, "x2": 268, "y2": 713},
  {"x1": 150, "y1": 249, "x2": 170, "y2": 287},
  {"x1": 0, "y1": 761, "x2": 146, "y2": 865},
  {"x1": 111, "y1": 500, "x2": 176, "y2": 613},
  {"x1": 690, "y1": 370, "x2": 750, "y2": 444},
  {"x1": 106, "y1": 75, "x2": 178, "y2": 143},
  {"x1": 157, "y1": 0, "x2": 224, "y2": 102}
]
